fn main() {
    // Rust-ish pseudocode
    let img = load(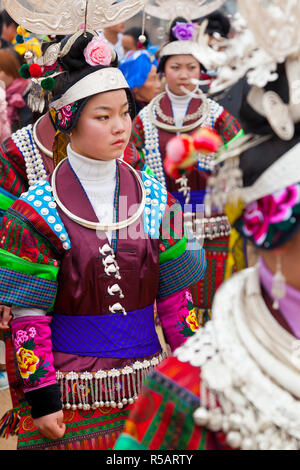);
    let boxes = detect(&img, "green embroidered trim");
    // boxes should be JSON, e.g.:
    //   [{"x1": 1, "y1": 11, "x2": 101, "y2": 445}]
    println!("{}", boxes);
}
[
  {"x1": 223, "y1": 128, "x2": 245, "y2": 149},
  {"x1": 0, "y1": 248, "x2": 59, "y2": 281},
  {"x1": 114, "y1": 434, "x2": 148, "y2": 450},
  {"x1": 0, "y1": 190, "x2": 16, "y2": 211},
  {"x1": 159, "y1": 236, "x2": 187, "y2": 265}
]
